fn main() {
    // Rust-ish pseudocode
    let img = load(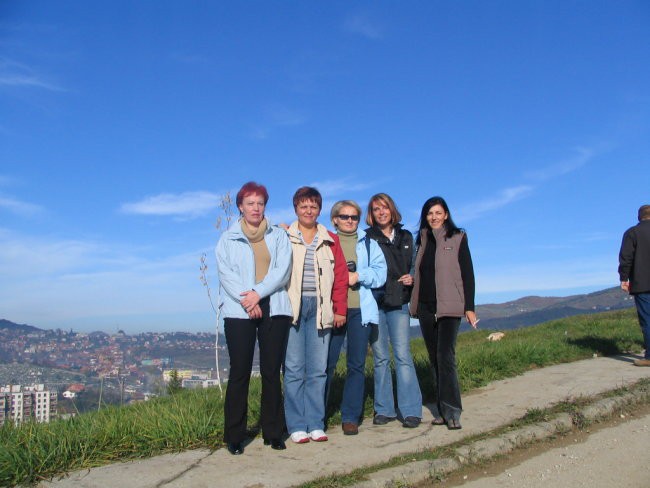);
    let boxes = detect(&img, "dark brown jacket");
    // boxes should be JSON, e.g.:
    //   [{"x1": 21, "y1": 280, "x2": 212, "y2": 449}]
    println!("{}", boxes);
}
[{"x1": 410, "y1": 228, "x2": 475, "y2": 318}]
